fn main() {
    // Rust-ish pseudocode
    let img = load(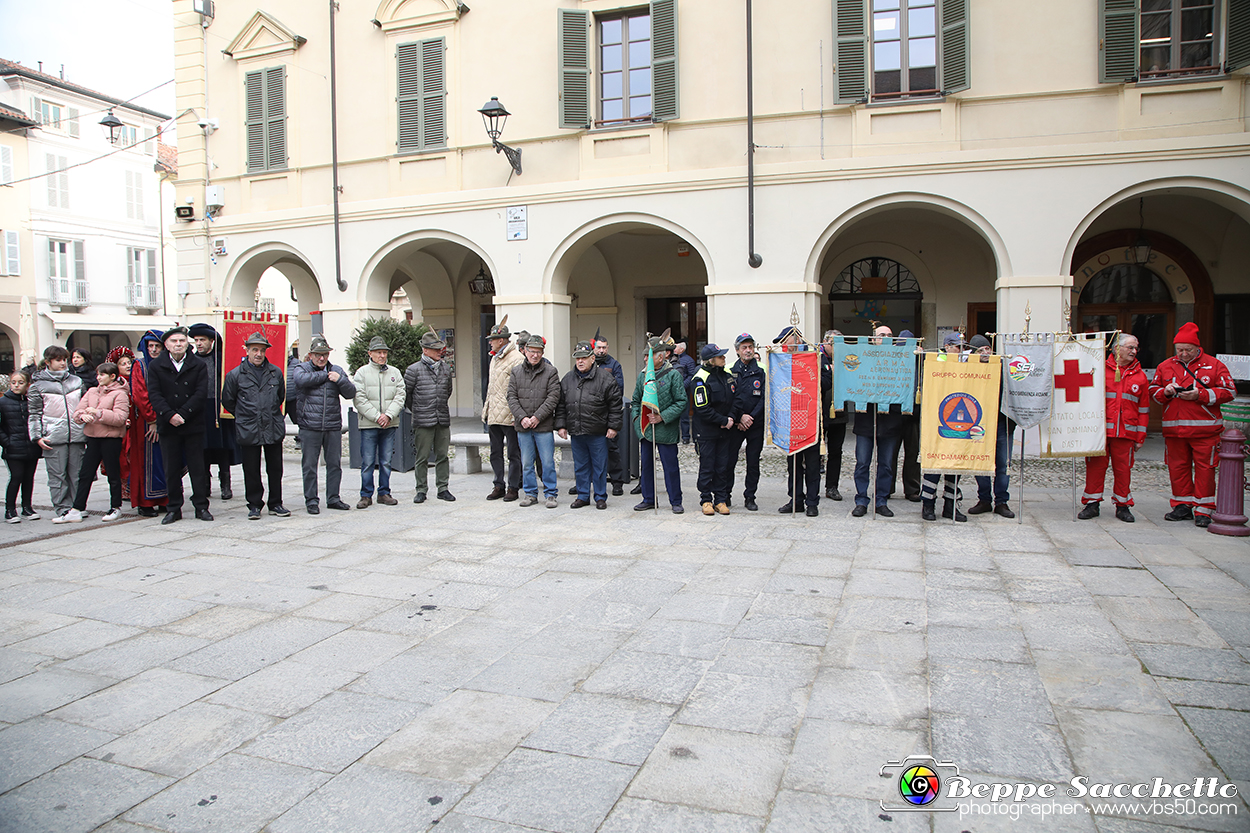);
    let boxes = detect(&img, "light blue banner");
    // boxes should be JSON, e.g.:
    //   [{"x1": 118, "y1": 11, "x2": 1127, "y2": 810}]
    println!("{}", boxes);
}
[{"x1": 832, "y1": 337, "x2": 918, "y2": 413}]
